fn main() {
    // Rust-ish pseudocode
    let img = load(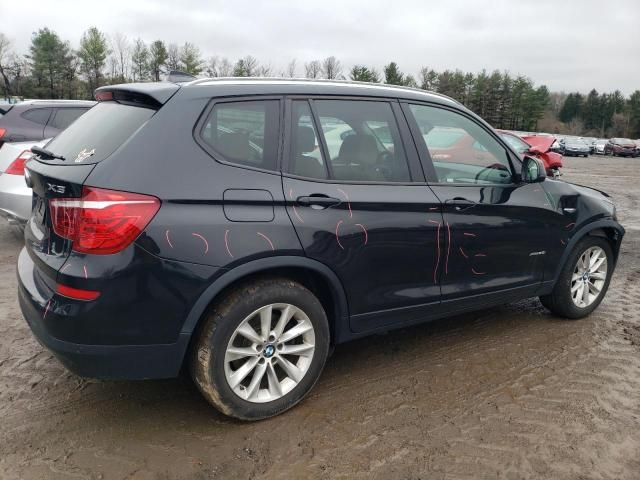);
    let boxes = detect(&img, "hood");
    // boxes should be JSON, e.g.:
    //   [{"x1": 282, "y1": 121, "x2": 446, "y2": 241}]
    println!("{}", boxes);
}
[{"x1": 522, "y1": 135, "x2": 555, "y2": 153}]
